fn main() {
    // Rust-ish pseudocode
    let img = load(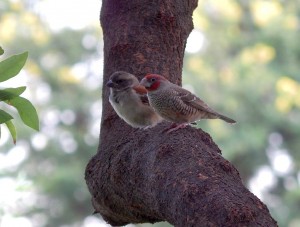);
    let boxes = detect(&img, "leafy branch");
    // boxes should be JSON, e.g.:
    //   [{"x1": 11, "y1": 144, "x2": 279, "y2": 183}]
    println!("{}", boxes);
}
[{"x1": 0, "y1": 47, "x2": 39, "y2": 144}]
